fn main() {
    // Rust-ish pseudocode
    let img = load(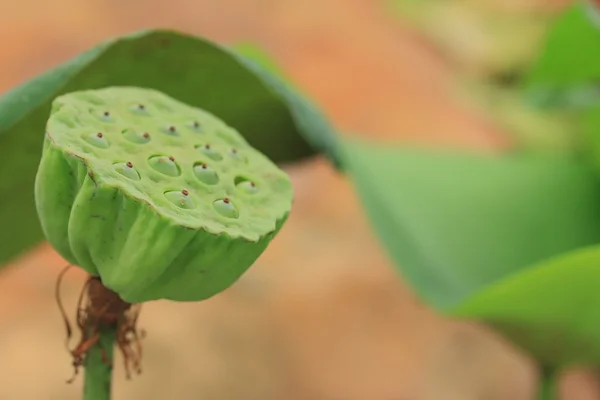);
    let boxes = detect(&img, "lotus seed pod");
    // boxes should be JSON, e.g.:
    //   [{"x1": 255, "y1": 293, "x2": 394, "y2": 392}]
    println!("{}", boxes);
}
[{"x1": 35, "y1": 86, "x2": 293, "y2": 303}]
